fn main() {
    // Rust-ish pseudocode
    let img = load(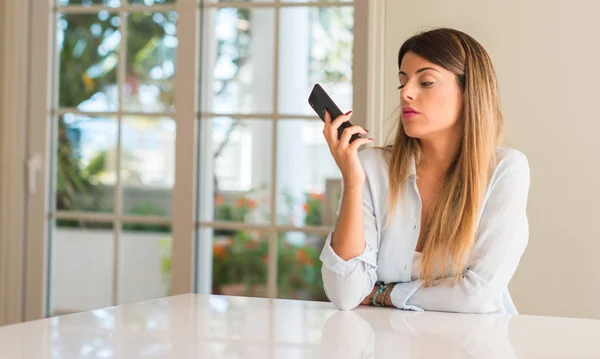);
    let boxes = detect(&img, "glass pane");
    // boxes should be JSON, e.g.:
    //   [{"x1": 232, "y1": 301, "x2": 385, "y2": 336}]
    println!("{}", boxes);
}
[
  {"x1": 125, "y1": 12, "x2": 177, "y2": 112},
  {"x1": 121, "y1": 117, "x2": 175, "y2": 216},
  {"x1": 50, "y1": 220, "x2": 114, "y2": 315},
  {"x1": 210, "y1": 229, "x2": 270, "y2": 298},
  {"x1": 277, "y1": 232, "x2": 327, "y2": 301},
  {"x1": 118, "y1": 225, "x2": 172, "y2": 304},
  {"x1": 58, "y1": 13, "x2": 121, "y2": 111},
  {"x1": 58, "y1": 0, "x2": 121, "y2": 7},
  {"x1": 129, "y1": 0, "x2": 175, "y2": 5},
  {"x1": 276, "y1": 120, "x2": 341, "y2": 227},
  {"x1": 197, "y1": 118, "x2": 272, "y2": 224},
  {"x1": 56, "y1": 114, "x2": 117, "y2": 213},
  {"x1": 278, "y1": 6, "x2": 354, "y2": 115},
  {"x1": 200, "y1": 8, "x2": 274, "y2": 114}
]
